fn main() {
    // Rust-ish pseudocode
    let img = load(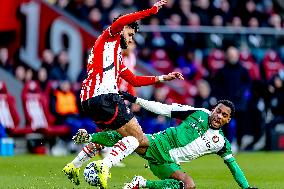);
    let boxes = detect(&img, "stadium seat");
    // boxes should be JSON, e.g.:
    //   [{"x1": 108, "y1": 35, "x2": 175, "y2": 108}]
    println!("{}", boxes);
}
[
  {"x1": 207, "y1": 49, "x2": 225, "y2": 75},
  {"x1": 0, "y1": 81, "x2": 33, "y2": 136},
  {"x1": 262, "y1": 50, "x2": 284, "y2": 80},
  {"x1": 239, "y1": 50, "x2": 260, "y2": 80},
  {"x1": 22, "y1": 81, "x2": 70, "y2": 137}
]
